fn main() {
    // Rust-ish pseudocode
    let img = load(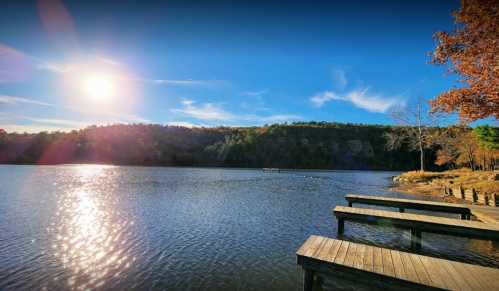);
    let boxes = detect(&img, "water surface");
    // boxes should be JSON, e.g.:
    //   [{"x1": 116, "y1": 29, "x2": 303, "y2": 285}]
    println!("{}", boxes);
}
[{"x1": 0, "y1": 165, "x2": 498, "y2": 290}]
